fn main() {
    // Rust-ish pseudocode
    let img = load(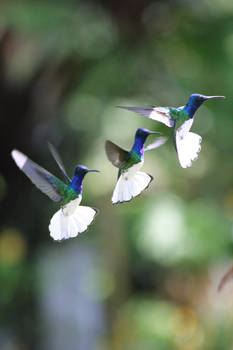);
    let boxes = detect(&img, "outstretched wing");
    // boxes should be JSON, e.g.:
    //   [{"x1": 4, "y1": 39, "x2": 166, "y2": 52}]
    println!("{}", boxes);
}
[
  {"x1": 48, "y1": 142, "x2": 71, "y2": 183},
  {"x1": 11, "y1": 149, "x2": 65, "y2": 202},
  {"x1": 105, "y1": 141, "x2": 130, "y2": 168},
  {"x1": 145, "y1": 136, "x2": 168, "y2": 151},
  {"x1": 117, "y1": 106, "x2": 175, "y2": 128}
]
